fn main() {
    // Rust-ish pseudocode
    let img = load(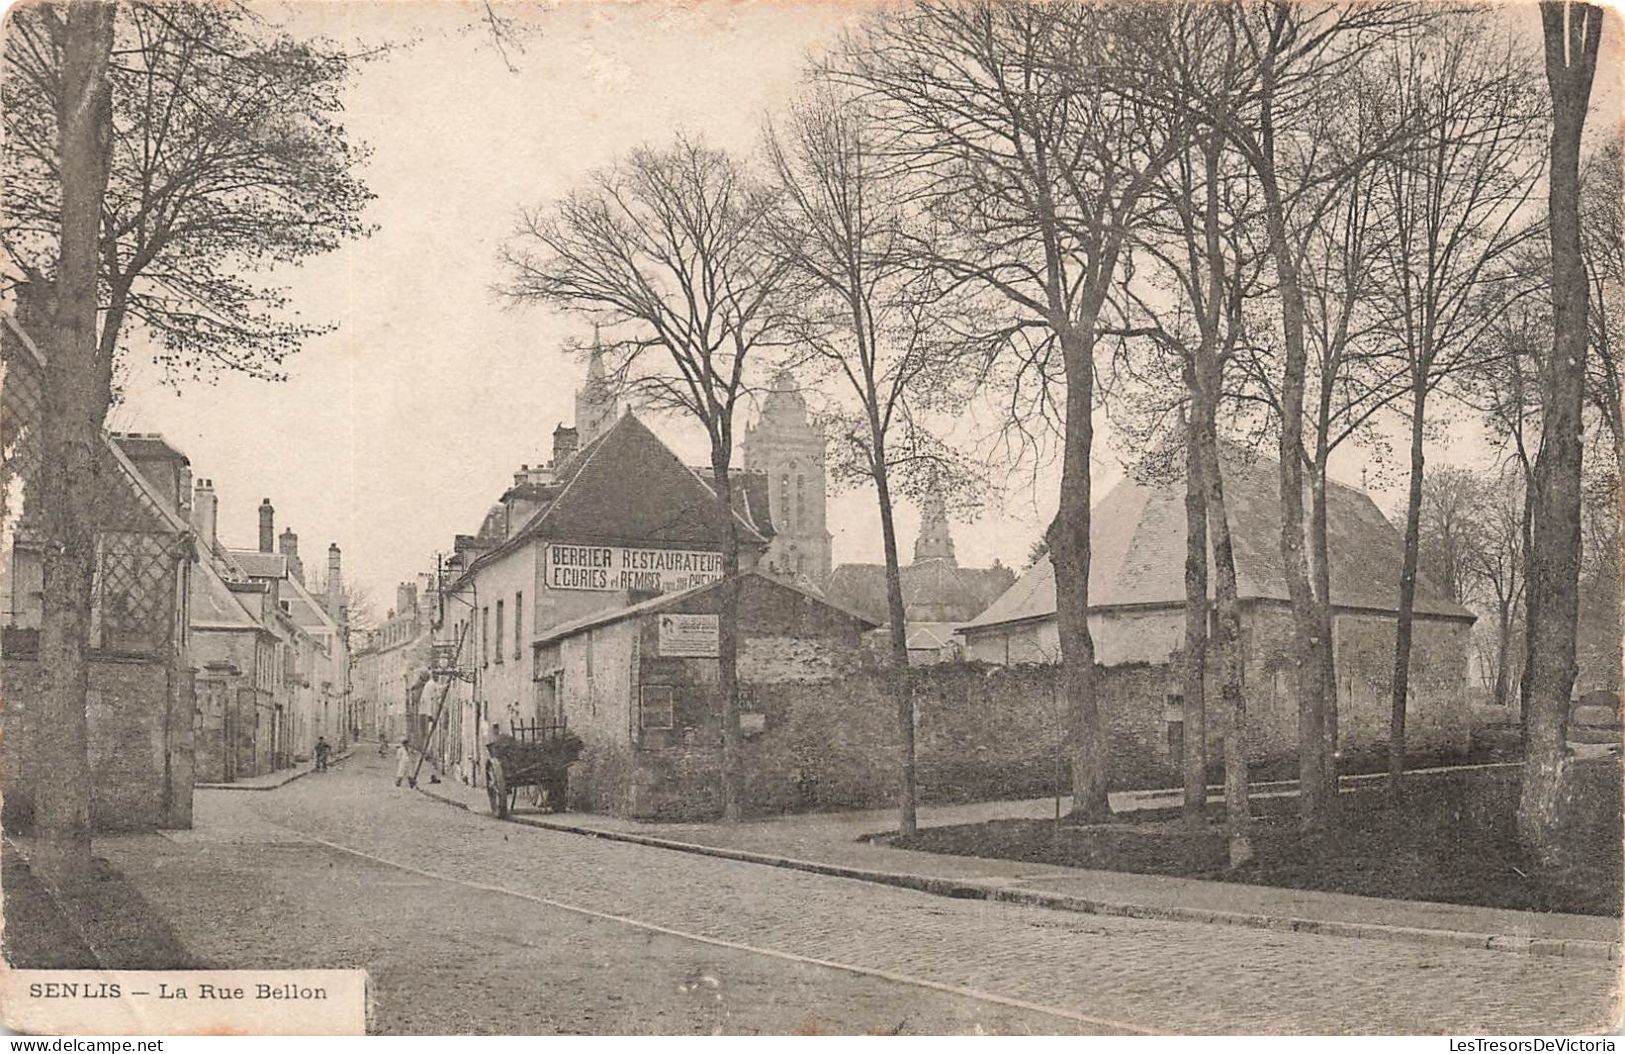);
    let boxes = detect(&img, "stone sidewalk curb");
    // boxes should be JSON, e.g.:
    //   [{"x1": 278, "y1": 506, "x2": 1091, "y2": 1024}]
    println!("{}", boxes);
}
[
  {"x1": 196, "y1": 749, "x2": 352, "y2": 792},
  {"x1": 412, "y1": 782, "x2": 1620, "y2": 963}
]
